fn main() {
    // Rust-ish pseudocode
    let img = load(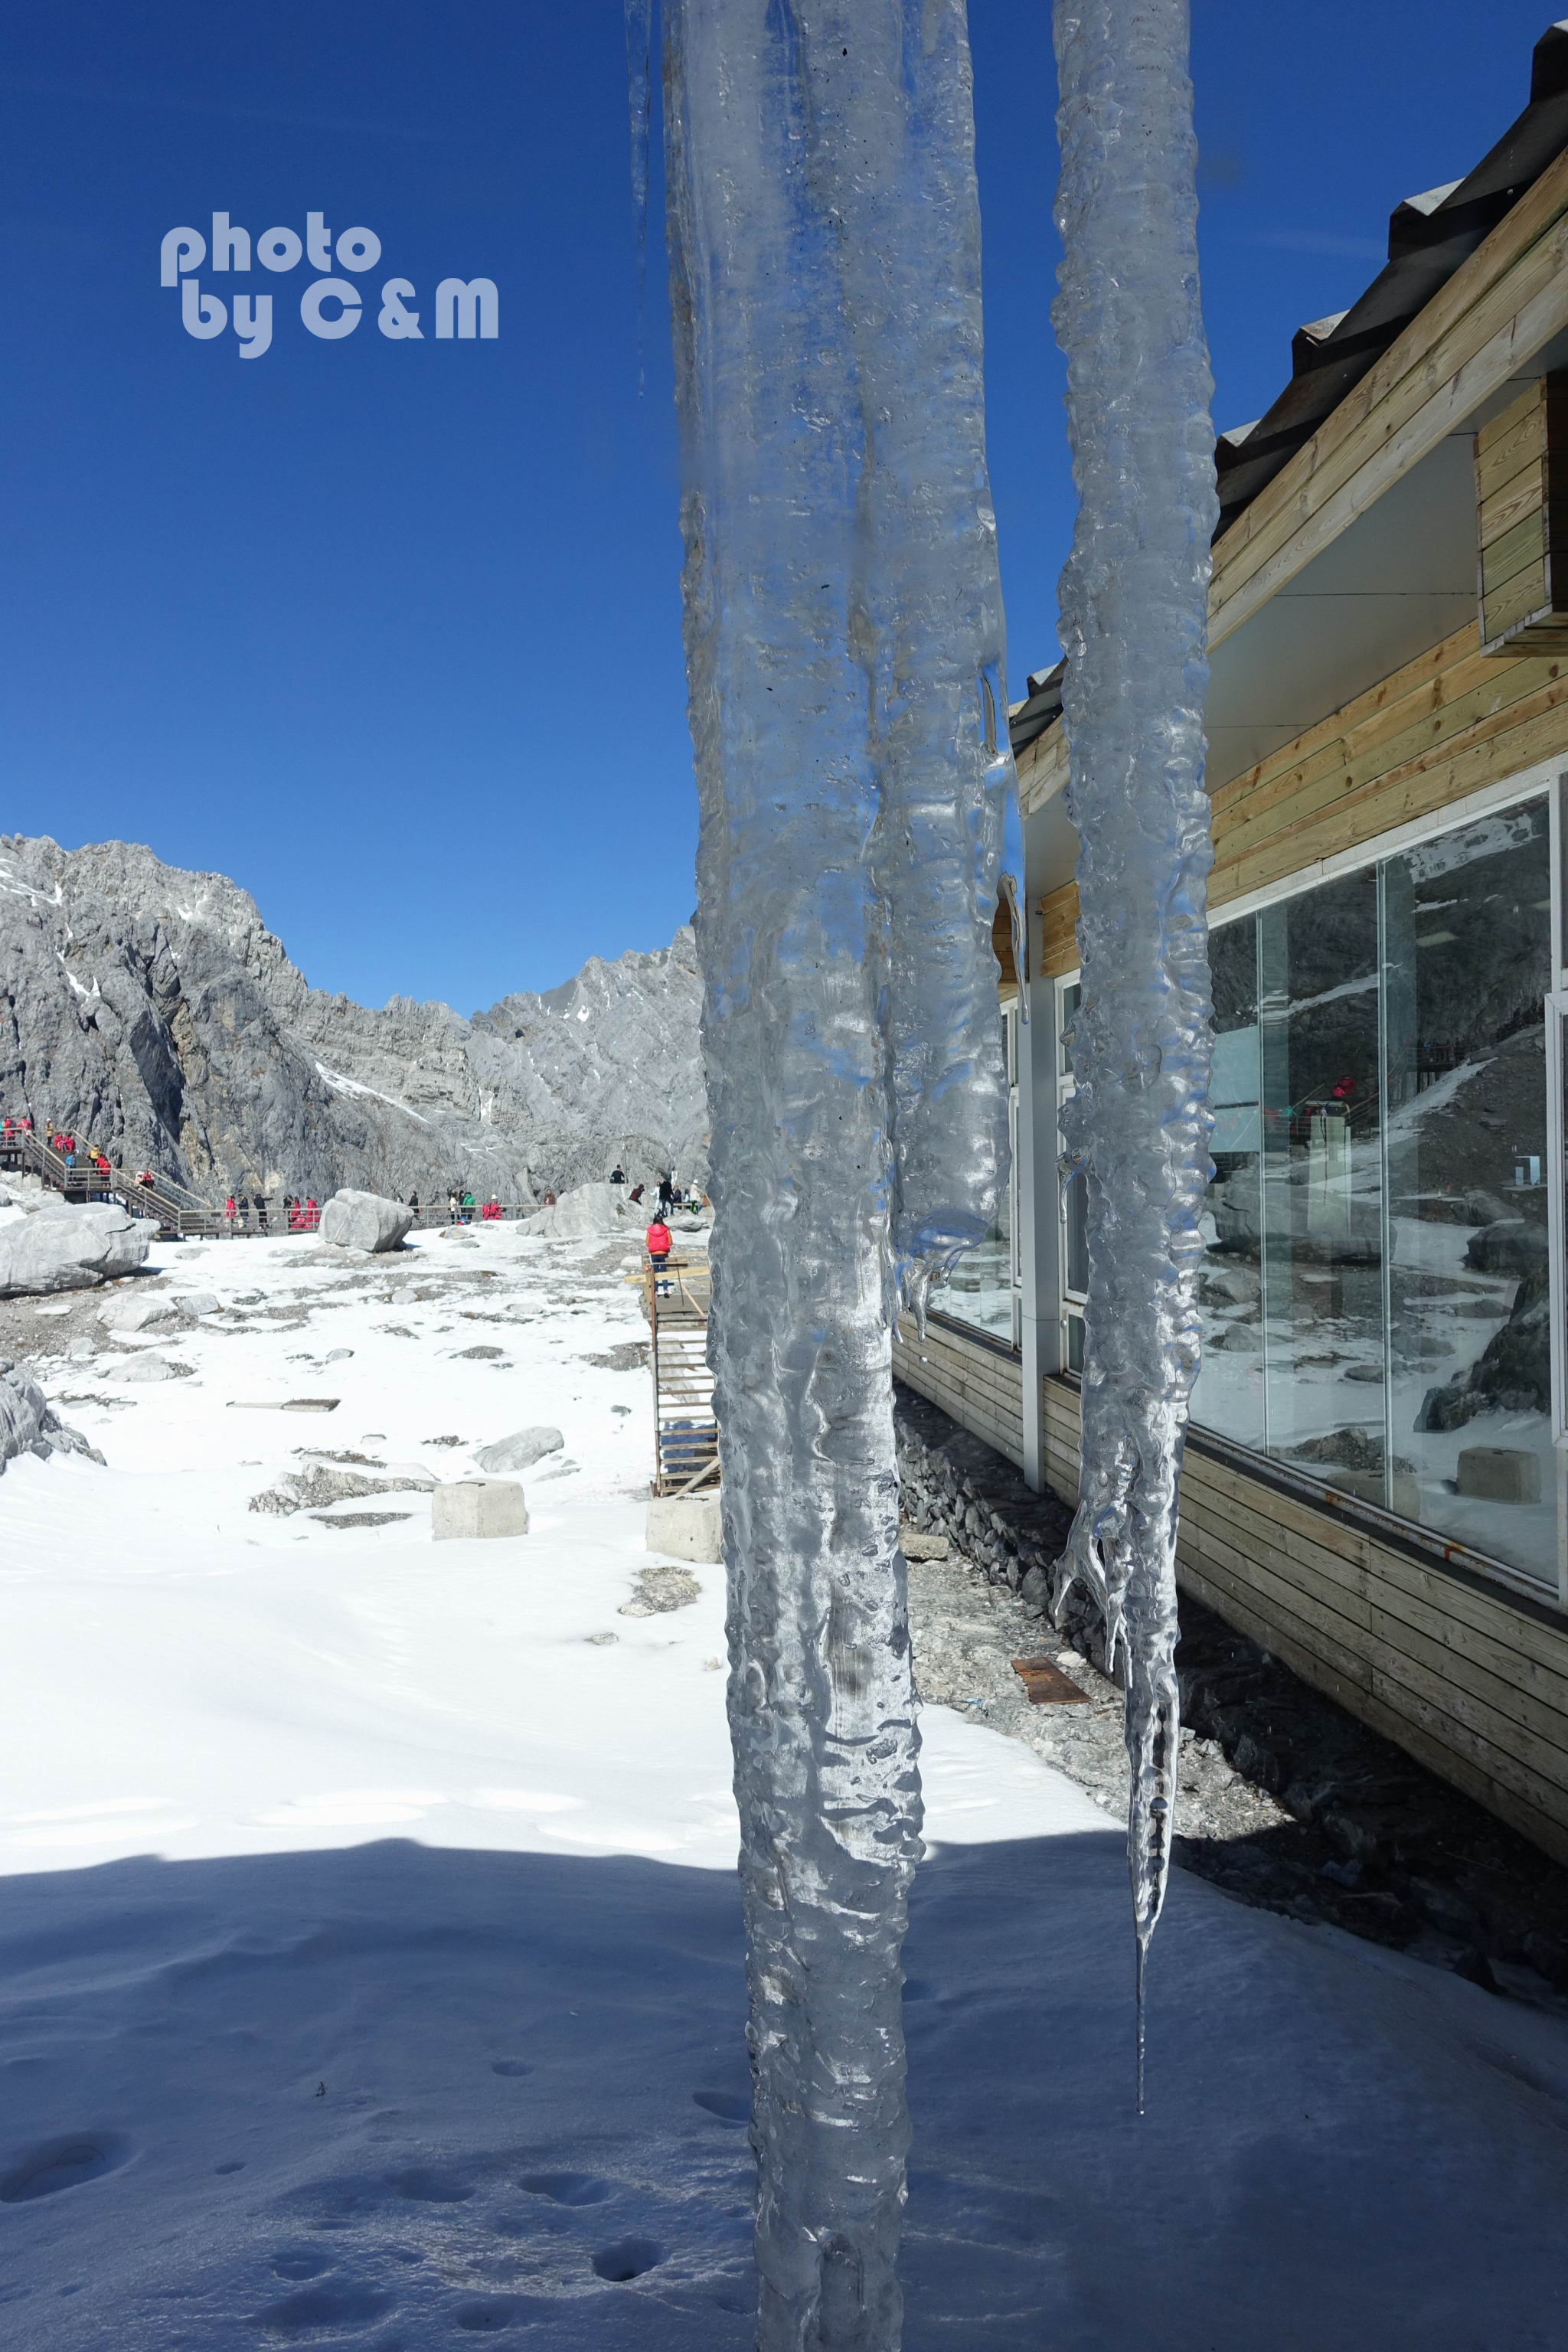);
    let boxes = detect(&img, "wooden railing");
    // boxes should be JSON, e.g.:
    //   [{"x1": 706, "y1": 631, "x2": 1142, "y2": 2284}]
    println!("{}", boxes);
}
[{"x1": 0, "y1": 1128, "x2": 227, "y2": 1237}]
